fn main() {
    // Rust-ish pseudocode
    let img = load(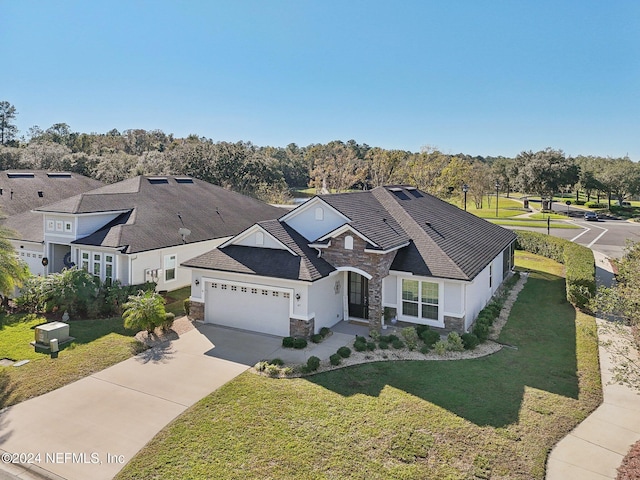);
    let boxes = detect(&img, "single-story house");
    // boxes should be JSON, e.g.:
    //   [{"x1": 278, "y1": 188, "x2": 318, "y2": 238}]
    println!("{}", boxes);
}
[
  {"x1": 183, "y1": 185, "x2": 517, "y2": 336},
  {"x1": 1, "y1": 170, "x2": 104, "y2": 276},
  {"x1": 3, "y1": 171, "x2": 282, "y2": 291}
]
